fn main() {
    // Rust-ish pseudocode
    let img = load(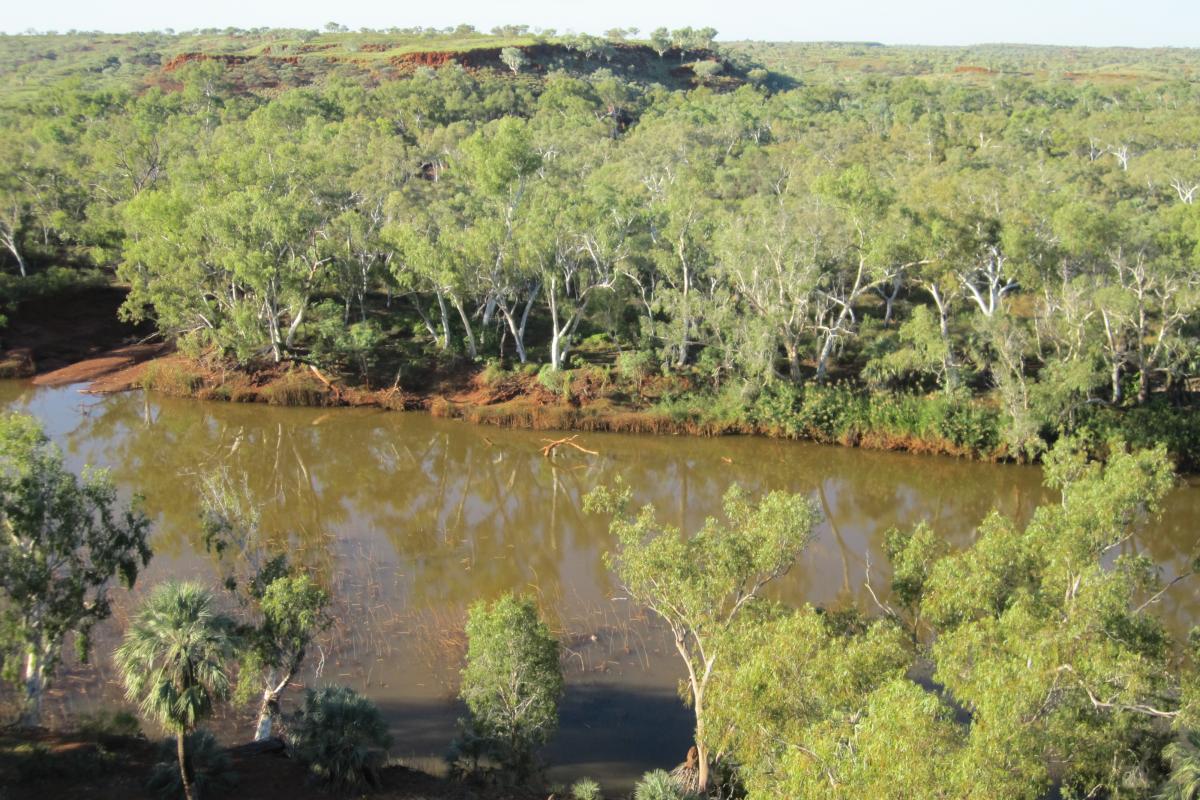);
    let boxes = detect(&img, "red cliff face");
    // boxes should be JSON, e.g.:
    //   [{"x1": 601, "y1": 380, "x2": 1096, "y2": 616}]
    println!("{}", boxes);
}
[{"x1": 162, "y1": 52, "x2": 300, "y2": 72}]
